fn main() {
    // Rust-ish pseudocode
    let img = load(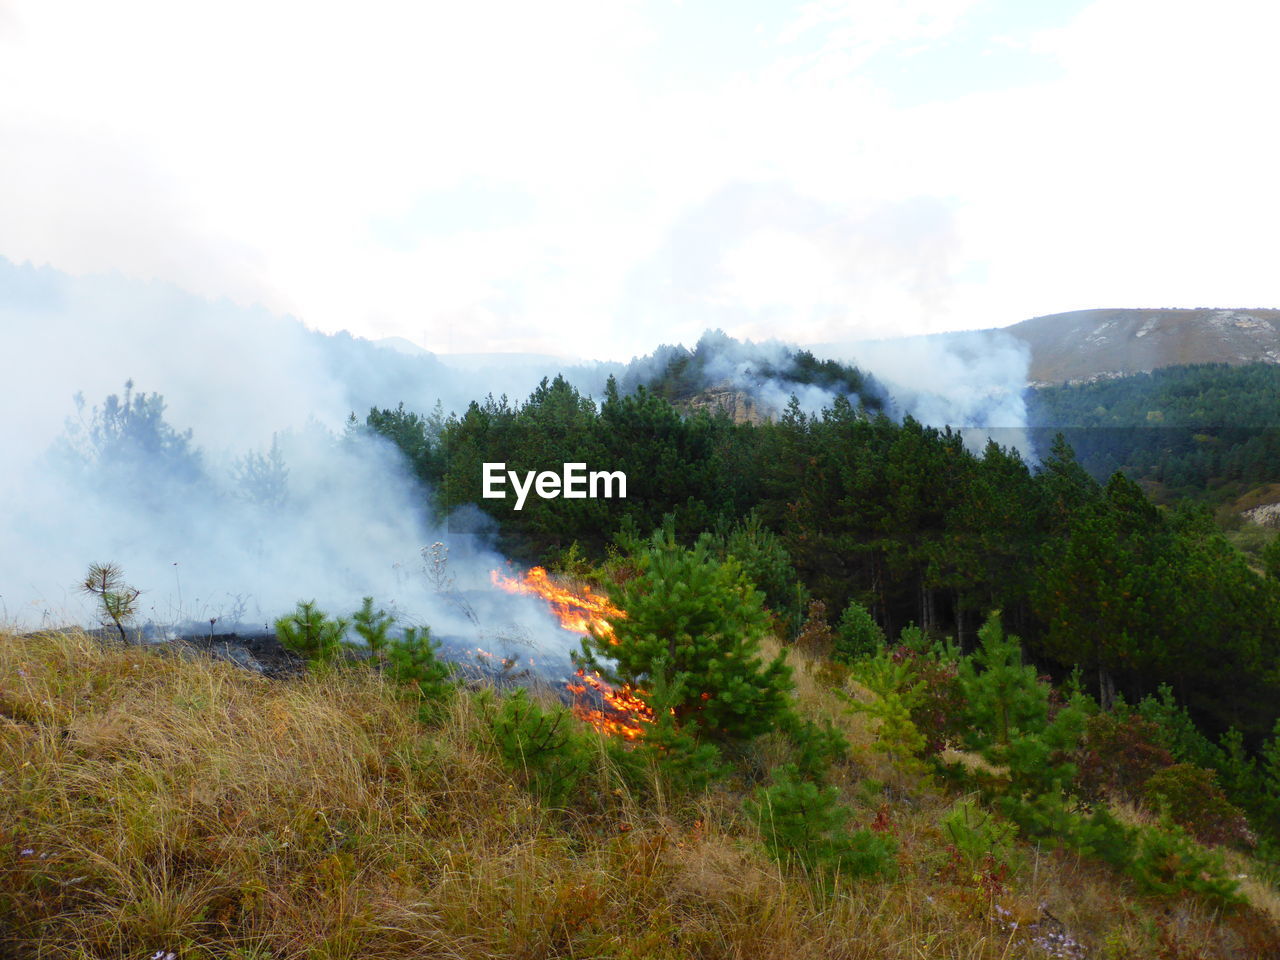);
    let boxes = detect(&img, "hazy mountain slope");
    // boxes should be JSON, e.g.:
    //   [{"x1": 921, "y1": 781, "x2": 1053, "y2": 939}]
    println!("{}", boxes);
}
[{"x1": 1006, "y1": 308, "x2": 1280, "y2": 386}]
